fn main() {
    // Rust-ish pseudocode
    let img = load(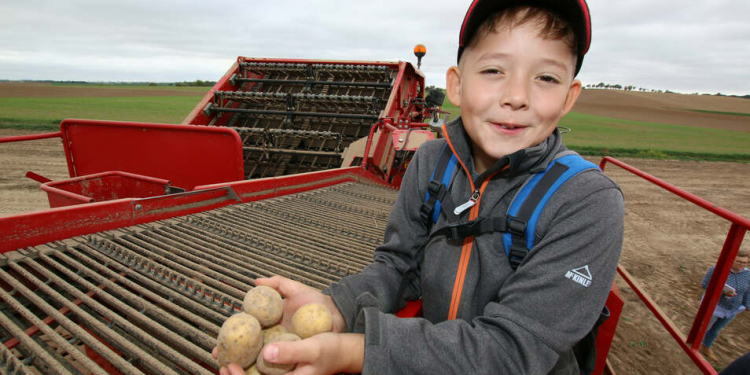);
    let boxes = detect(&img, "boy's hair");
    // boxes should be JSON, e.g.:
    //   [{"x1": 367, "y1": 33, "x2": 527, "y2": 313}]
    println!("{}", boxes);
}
[
  {"x1": 738, "y1": 250, "x2": 749, "y2": 259},
  {"x1": 466, "y1": 6, "x2": 577, "y2": 59},
  {"x1": 457, "y1": 0, "x2": 591, "y2": 75}
]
